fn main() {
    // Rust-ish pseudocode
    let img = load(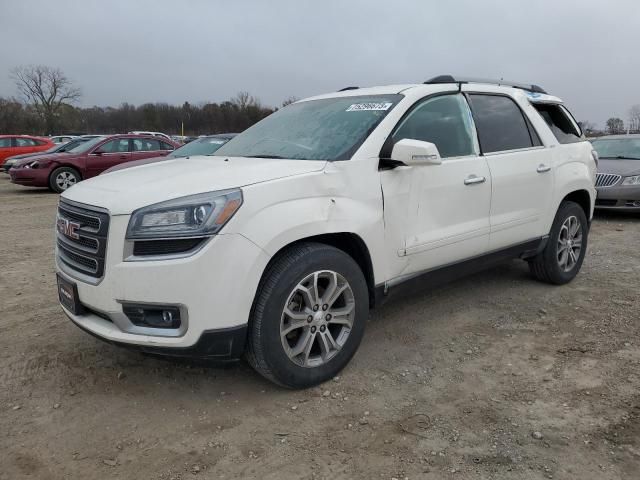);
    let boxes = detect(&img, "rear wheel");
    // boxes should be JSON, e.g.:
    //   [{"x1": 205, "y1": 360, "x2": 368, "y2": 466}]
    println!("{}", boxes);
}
[
  {"x1": 49, "y1": 167, "x2": 80, "y2": 193},
  {"x1": 246, "y1": 243, "x2": 369, "y2": 388},
  {"x1": 528, "y1": 201, "x2": 588, "y2": 284}
]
